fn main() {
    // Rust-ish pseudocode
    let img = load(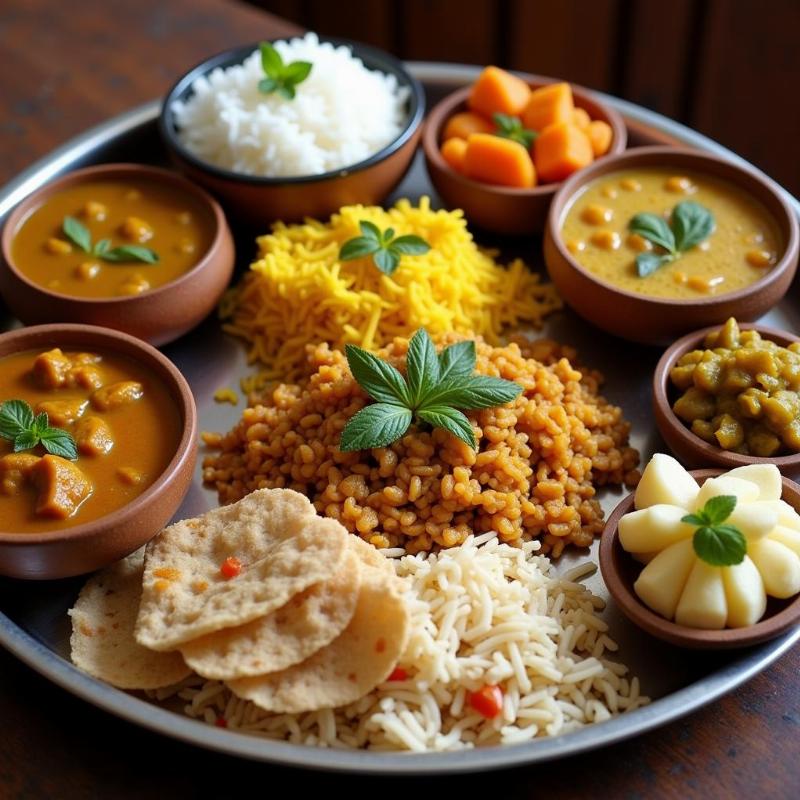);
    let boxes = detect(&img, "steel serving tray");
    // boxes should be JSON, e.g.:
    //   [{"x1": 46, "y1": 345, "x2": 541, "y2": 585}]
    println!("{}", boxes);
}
[{"x1": 0, "y1": 63, "x2": 798, "y2": 774}]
